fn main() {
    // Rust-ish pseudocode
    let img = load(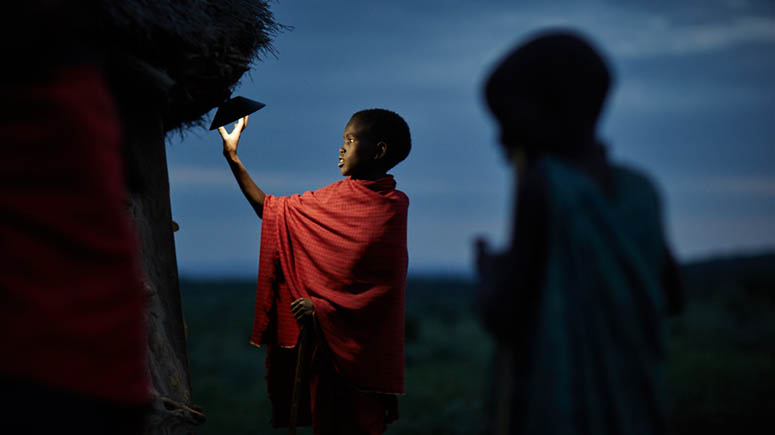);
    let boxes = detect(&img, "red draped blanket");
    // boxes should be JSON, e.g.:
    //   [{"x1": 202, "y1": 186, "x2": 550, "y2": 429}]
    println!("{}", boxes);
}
[
  {"x1": 251, "y1": 175, "x2": 408, "y2": 394},
  {"x1": 0, "y1": 65, "x2": 149, "y2": 404}
]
